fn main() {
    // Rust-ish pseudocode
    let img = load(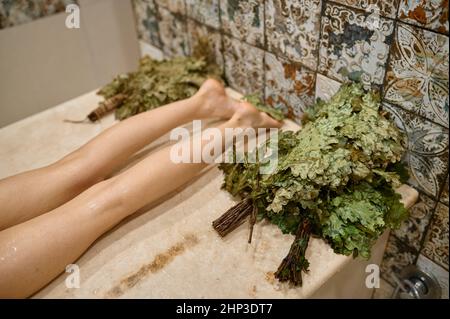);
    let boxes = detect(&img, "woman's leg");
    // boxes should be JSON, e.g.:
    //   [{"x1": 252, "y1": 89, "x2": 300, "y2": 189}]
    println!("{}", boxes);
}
[
  {"x1": 0, "y1": 103, "x2": 281, "y2": 298},
  {"x1": 0, "y1": 79, "x2": 239, "y2": 230}
]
